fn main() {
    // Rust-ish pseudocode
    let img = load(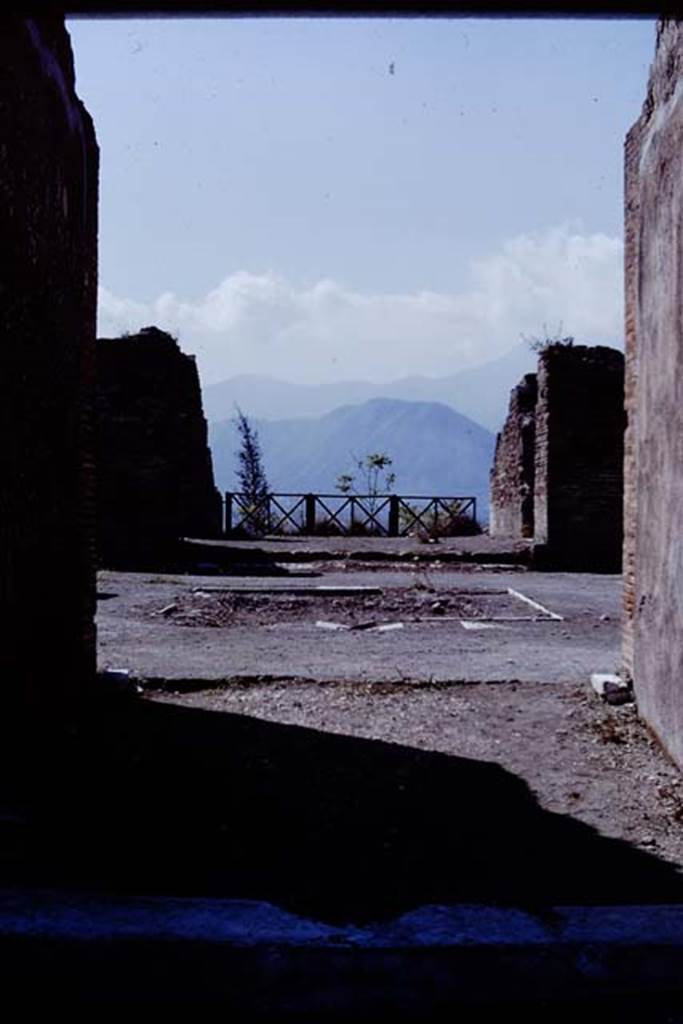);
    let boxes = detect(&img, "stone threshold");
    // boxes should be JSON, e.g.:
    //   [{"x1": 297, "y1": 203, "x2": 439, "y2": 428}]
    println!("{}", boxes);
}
[{"x1": 3, "y1": 889, "x2": 683, "y2": 1008}]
